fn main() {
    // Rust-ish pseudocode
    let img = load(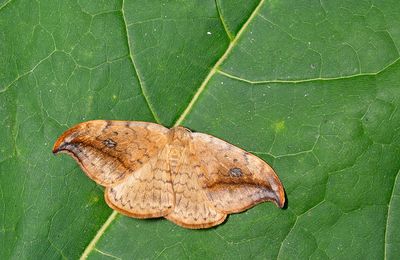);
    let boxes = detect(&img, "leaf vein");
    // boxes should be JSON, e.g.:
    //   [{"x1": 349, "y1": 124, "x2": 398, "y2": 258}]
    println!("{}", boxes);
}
[
  {"x1": 80, "y1": 211, "x2": 119, "y2": 259},
  {"x1": 214, "y1": 0, "x2": 233, "y2": 41},
  {"x1": 120, "y1": 1, "x2": 161, "y2": 124},
  {"x1": 217, "y1": 56, "x2": 400, "y2": 84}
]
